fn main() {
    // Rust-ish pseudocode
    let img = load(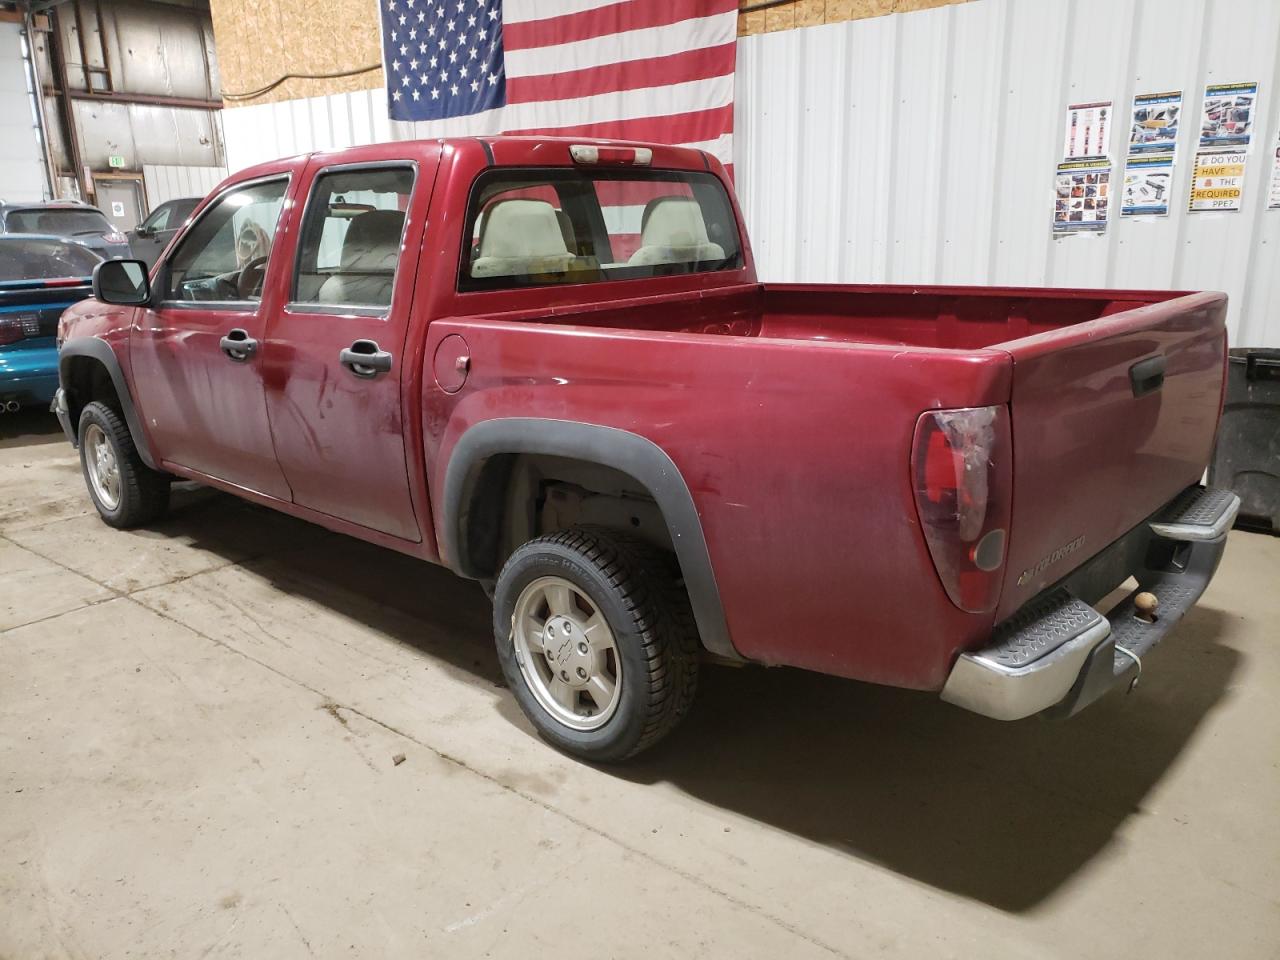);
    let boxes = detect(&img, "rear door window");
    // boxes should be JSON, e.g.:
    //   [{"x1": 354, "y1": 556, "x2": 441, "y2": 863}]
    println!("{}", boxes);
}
[
  {"x1": 291, "y1": 165, "x2": 414, "y2": 310},
  {"x1": 460, "y1": 169, "x2": 740, "y2": 290}
]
